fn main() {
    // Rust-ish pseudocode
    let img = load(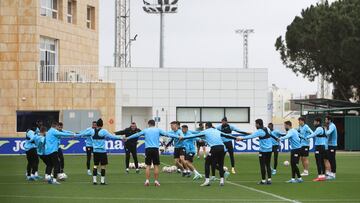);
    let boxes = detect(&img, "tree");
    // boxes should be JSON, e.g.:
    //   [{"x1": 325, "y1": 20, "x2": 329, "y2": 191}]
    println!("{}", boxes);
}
[{"x1": 275, "y1": 0, "x2": 360, "y2": 102}]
